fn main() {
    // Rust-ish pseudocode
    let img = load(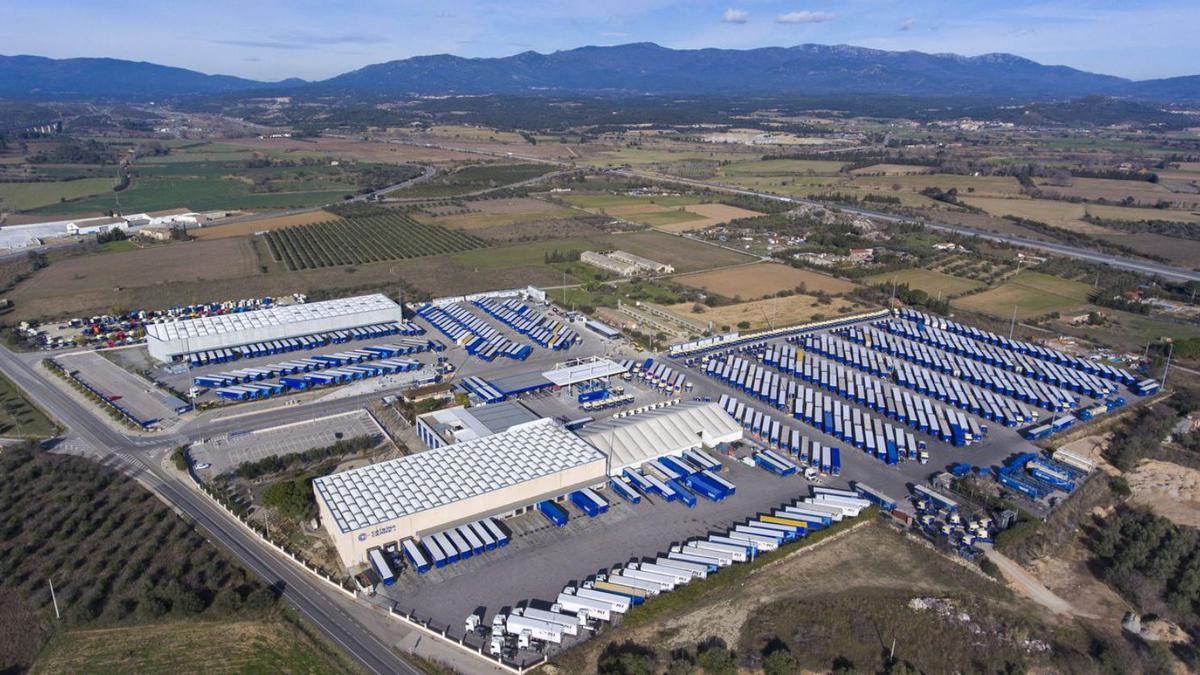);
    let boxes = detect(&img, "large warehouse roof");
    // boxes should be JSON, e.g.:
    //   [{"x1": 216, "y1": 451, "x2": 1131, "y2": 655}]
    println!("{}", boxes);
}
[
  {"x1": 313, "y1": 418, "x2": 606, "y2": 534},
  {"x1": 146, "y1": 294, "x2": 398, "y2": 342},
  {"x1": 578, "y1": 401, "x2": 743, "y2": 473},
  {"x1": 417, "y1": 401, "x2": 539, "y2": 445}
]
